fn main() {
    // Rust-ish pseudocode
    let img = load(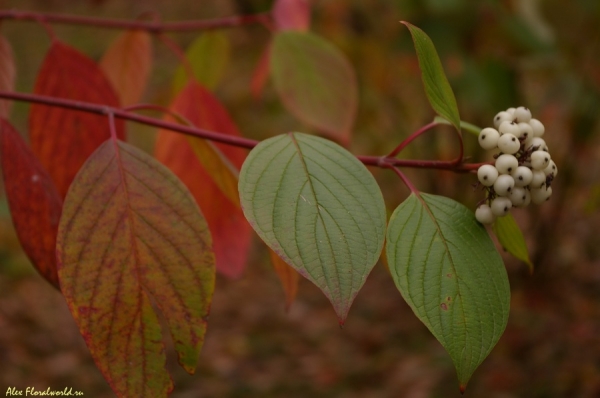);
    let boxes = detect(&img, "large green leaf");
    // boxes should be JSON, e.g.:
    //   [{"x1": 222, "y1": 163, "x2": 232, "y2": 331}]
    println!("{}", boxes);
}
[
  {"x1": 239, "y1": 133, "x2": 386, "y2": 322},
  {"x1": 493, "y1": 214, "x2": 533, "y2": 272},
  {"x1": 270, "y1": 32, "x2": 358, "y2": 141},
  {"x1": 386, "y1": 193, "x2": 510, "y2": 390},
  {"x1": 403, "y1": 22, "x2": 461, "y2": 132},
  {"x1": 57, "y1": 139, "x2": 215, "y2": 397}
]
